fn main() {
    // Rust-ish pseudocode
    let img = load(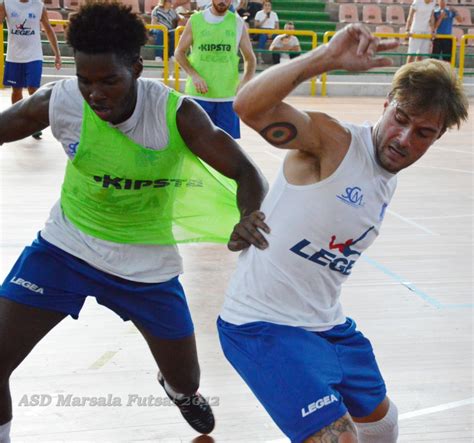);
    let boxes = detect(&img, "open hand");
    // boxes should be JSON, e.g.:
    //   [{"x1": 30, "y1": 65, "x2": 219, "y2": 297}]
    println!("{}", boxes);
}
[
  {"x1": 227, "y1": 210, "x2": 270, "y2": 252},
  {"x1": 326, "y1": 23, "x2": 399, "y2": 72}
]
